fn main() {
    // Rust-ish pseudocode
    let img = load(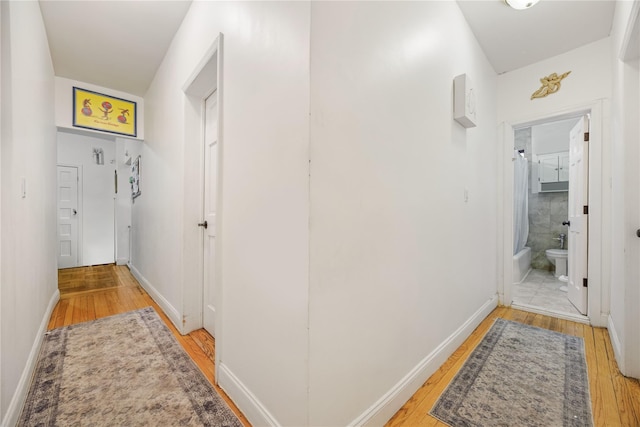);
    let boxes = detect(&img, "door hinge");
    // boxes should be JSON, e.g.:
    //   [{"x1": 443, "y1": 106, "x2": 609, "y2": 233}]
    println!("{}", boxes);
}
[
  {"x1": 584, "y1": 132, "x2": 589, "y2": 142},
  {"x1": 583, "y1": 278, "x2": 588, "y2": 288},
  {"x1": 583, "y1": 205, "x2": 589, "y2": 215}
]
